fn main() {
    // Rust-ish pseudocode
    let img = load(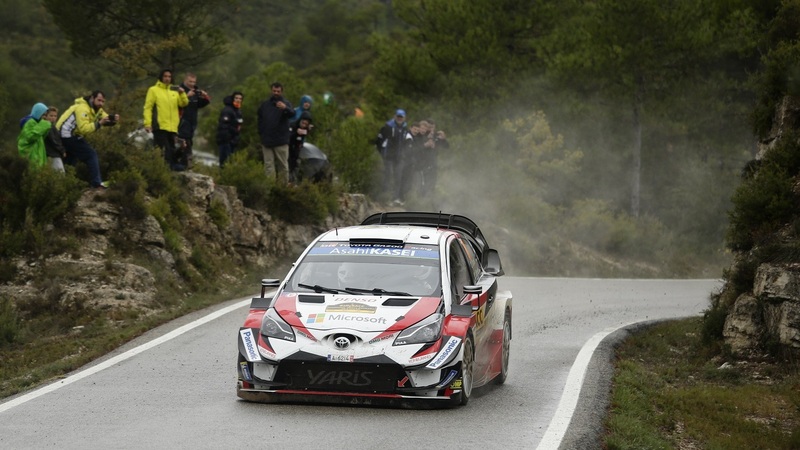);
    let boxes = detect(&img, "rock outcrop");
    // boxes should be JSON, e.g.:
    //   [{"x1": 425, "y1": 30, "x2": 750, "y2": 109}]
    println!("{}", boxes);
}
[
  {"x1": 0, "y1": 172, "x2": 383, "y2": 313},
  {"x1": 724, "y1": 264, "x2": 800, "y2": 353},
  {"x1": 723, "y1": 96, "x2": 800, "y2": 354}
]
